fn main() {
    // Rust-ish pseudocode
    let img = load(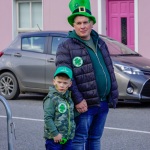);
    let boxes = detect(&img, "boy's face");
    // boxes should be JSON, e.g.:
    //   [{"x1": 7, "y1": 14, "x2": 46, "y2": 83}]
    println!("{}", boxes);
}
[{"x1": 53, "y1": 76, "x2": 72, "y2": 93}]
